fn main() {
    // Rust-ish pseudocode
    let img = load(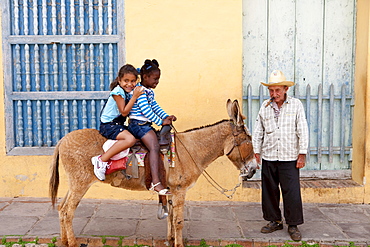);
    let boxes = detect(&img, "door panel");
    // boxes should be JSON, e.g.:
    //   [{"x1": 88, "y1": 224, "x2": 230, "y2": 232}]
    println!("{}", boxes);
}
[{"x1": 242, "y1": 0, "x2": 355, "y2": 177}]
